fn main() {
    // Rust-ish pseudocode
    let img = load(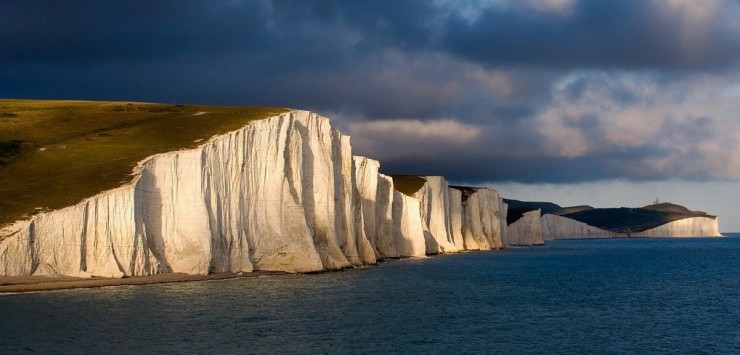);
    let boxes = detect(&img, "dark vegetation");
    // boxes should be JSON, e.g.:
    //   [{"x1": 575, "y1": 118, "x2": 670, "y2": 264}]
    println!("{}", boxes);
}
[
  {"x1": 504, "y1": 199, "x2": 562, "y2": 214},
  {"x1": 556, "y1": 205, "x2": 594, "y2": 215},
  {"x1": 0, "y1": 140, "x2": 22, "y2": 166},
  {"x1": 505, "y1": 208, "x2": 534, "y2": 225},
  {"x1": 503, "y1": 199, "x2": 562, "y2": 225},
  {"x1": 0, "y1": 99, "x2": 287, "y2": 226},
  {"x1": 449, "y1": 185, "x2": 478, "y2": 203},
  {"x1": 389, "y1": 175, "x2": 427, "y2": 196},
  {"x1": 563, "y1": 203, "x2": 715, "y2": 233},
  {"x1": 504, "y1": 198, "x2": 715, "y2": 233}
]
